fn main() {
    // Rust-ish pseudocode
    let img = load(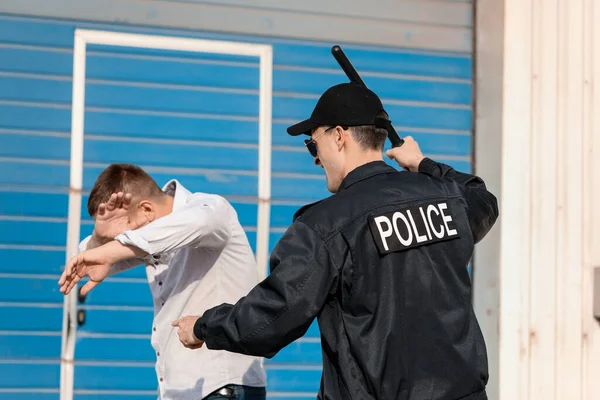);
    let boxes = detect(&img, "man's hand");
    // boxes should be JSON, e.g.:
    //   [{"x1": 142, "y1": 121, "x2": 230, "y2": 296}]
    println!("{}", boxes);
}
[
  {"x1": 58, "y1": 240, "x2": 147, "y2": 296},
  {"x1": 385, "y1": 136, "x2": 425, "y2": 172},
  {"x1": 92, "y1": 192, "x2": 147, "y2": 244},
  {"x1": 172, "y1": 316, "x2": 205, "y2": 349},
  {"x1": 58, "y1": 245, "x2": 116, "y2": 296}
]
